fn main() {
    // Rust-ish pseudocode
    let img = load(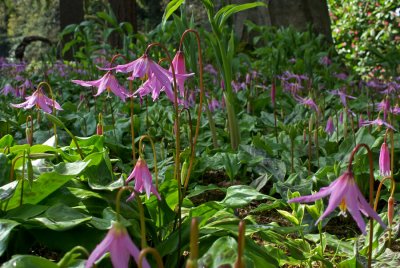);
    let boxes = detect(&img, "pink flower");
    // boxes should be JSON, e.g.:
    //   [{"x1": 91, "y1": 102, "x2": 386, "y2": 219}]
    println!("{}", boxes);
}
[
  {"x1": 169, "y1": 51, "x2": 194, "y2": 98},
  {"x1": 379, "y1": 141, "x2": 390, "y2": 176},
  {"x1": 0, "y1": 84, "x2": 15, "y2": 96},
  {"x1": 86, "y1": 222, "x2": 150, "y2": 268},
  {"x1": 294, "y1": 95, "x2": 319, "y2": 113},
  {"x1": 320, "y1": 56, "x2": 332, "y2": 66},
  {"x1": 330, "y1": 89, "x2": 356, "y2": 107},
  {"x1": 361, "y1": 118, "x2": 396, "y2": 131},
  {"x1": 288, "y1": 171, "x2": 386, "y2": 234},
  {"x1": 11, "y1": 87, "x2": 62, "y2": 113},
  {"x1": 325, "y1": 117, "x2": 335, "y2": 135},
  {"x1": 109, "y1": 54, "x2": 173, "y2": 101},
  {"x1": 126, "y1": 158, "x2": 161, "y2": 200},
  {"x1": 72, "y1": 72, "x2": 130, "y2": 101},
  {"x1": 376, "y1": 98, "x2": 390, "y2": 120}
]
